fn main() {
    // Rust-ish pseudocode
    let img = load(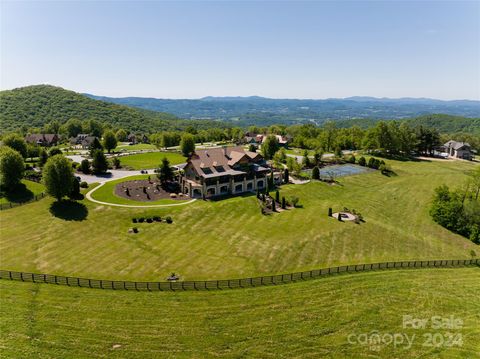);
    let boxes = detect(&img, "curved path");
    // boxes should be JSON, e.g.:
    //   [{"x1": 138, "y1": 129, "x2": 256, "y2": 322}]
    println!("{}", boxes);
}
[{"x1": 86, "y1": 181, "x2": 196, "y2": 208}]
